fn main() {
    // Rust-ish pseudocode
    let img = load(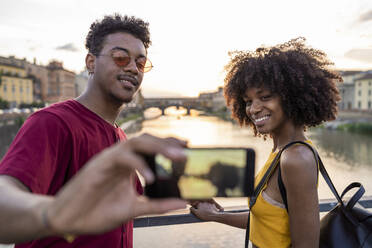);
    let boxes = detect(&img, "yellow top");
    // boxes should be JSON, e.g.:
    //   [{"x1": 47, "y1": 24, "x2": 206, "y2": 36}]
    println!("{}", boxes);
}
[{"x1": 249, "y1": 141, "x2": 315, "y2": 248}]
